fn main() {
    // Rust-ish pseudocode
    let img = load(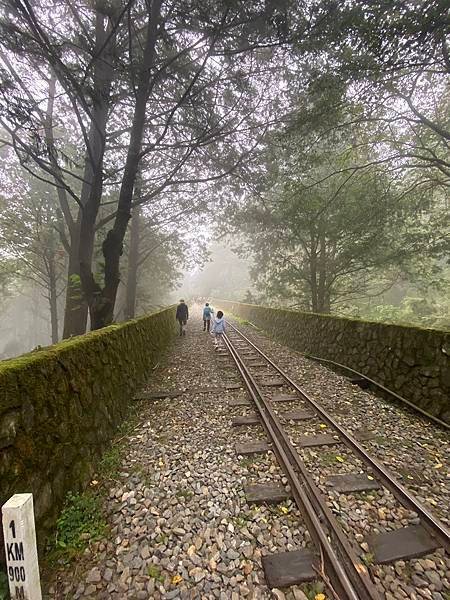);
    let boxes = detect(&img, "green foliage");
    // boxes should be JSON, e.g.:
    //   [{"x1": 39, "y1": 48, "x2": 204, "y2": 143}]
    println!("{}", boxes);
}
[
  {"x1": 52, "y1": 492, "x2": 106, "y2": 562},
  {"x1": 67, "y1": 274, "x2": 83, "y2": 304},
  {"x1": 301, "y1": 580, "x2": 325, "y2": 600},
  {"x1": 228, "y1": 49, "x2": 450, "y2": 321},
  {"x1": 361, "y1": 552, "x2": 375, "y2": 567},
  {"x1": 175, "y1": 487, "x2": 193, "y2": 501},
  {"x1": 148, "y1": 565, "x2": 164, "y2": 582},
  {"x1": 0, "y1": 570, "x2": 9, "y2": 600},
  {"x1": 344, "y1": 271, "x2": 450, "y2": 330},
  {"x1": 231, "y1": 112, "x2": 438, "y2": 312},
  {"x1": 98, "y1": 446, "x2": 122, "y2": 479},
  {"x1": 0, "y1": 167, "x2": 67, "y2": 318}
]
